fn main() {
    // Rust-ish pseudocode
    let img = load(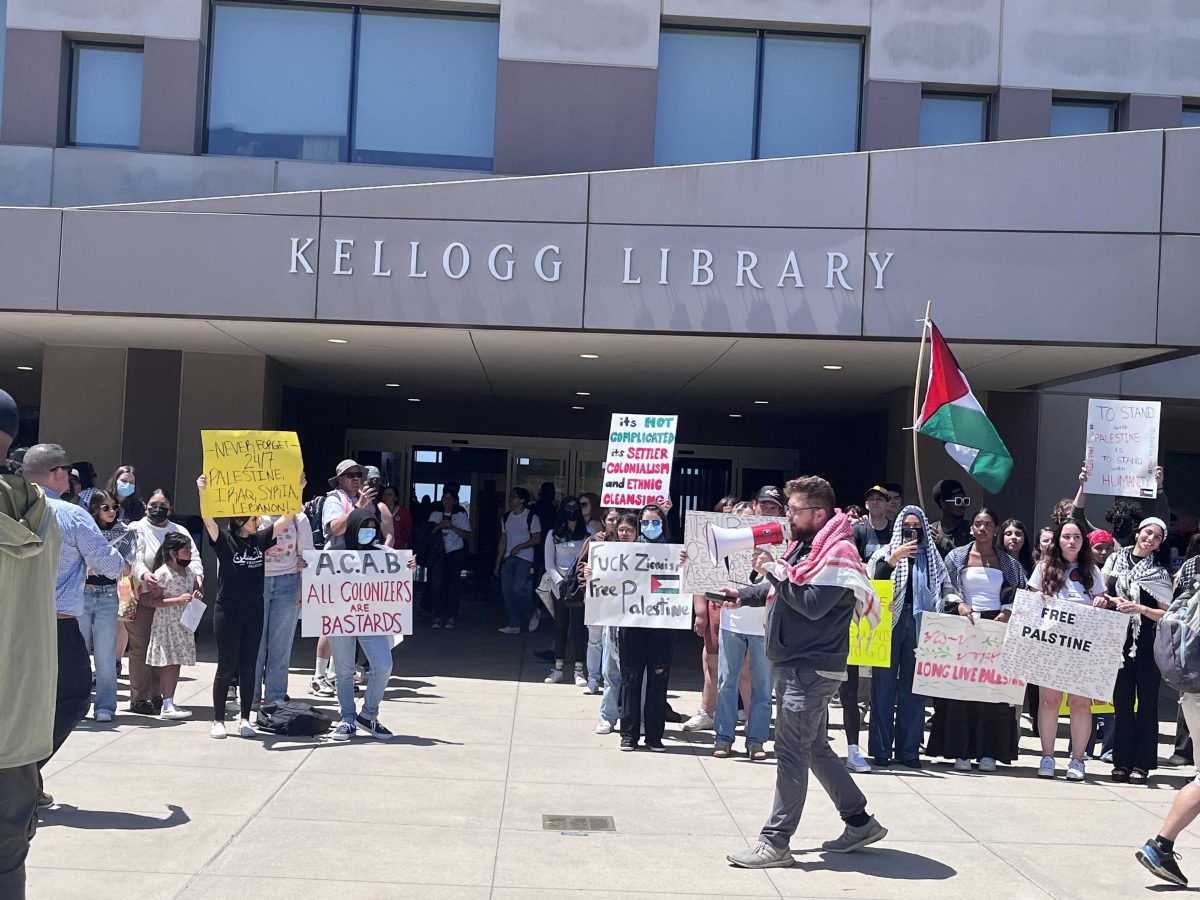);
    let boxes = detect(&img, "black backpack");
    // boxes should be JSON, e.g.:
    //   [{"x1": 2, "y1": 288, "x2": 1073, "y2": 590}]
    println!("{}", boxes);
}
[
  {"x1": 255, "y1": 700, "x2": 333, "y2": 736},
  {"x1": 559, "y1": 537, "x2": 591, "y2": 609},
  {"x1": 303, "y1": 494, "x2": 327, "y2": 549}
]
